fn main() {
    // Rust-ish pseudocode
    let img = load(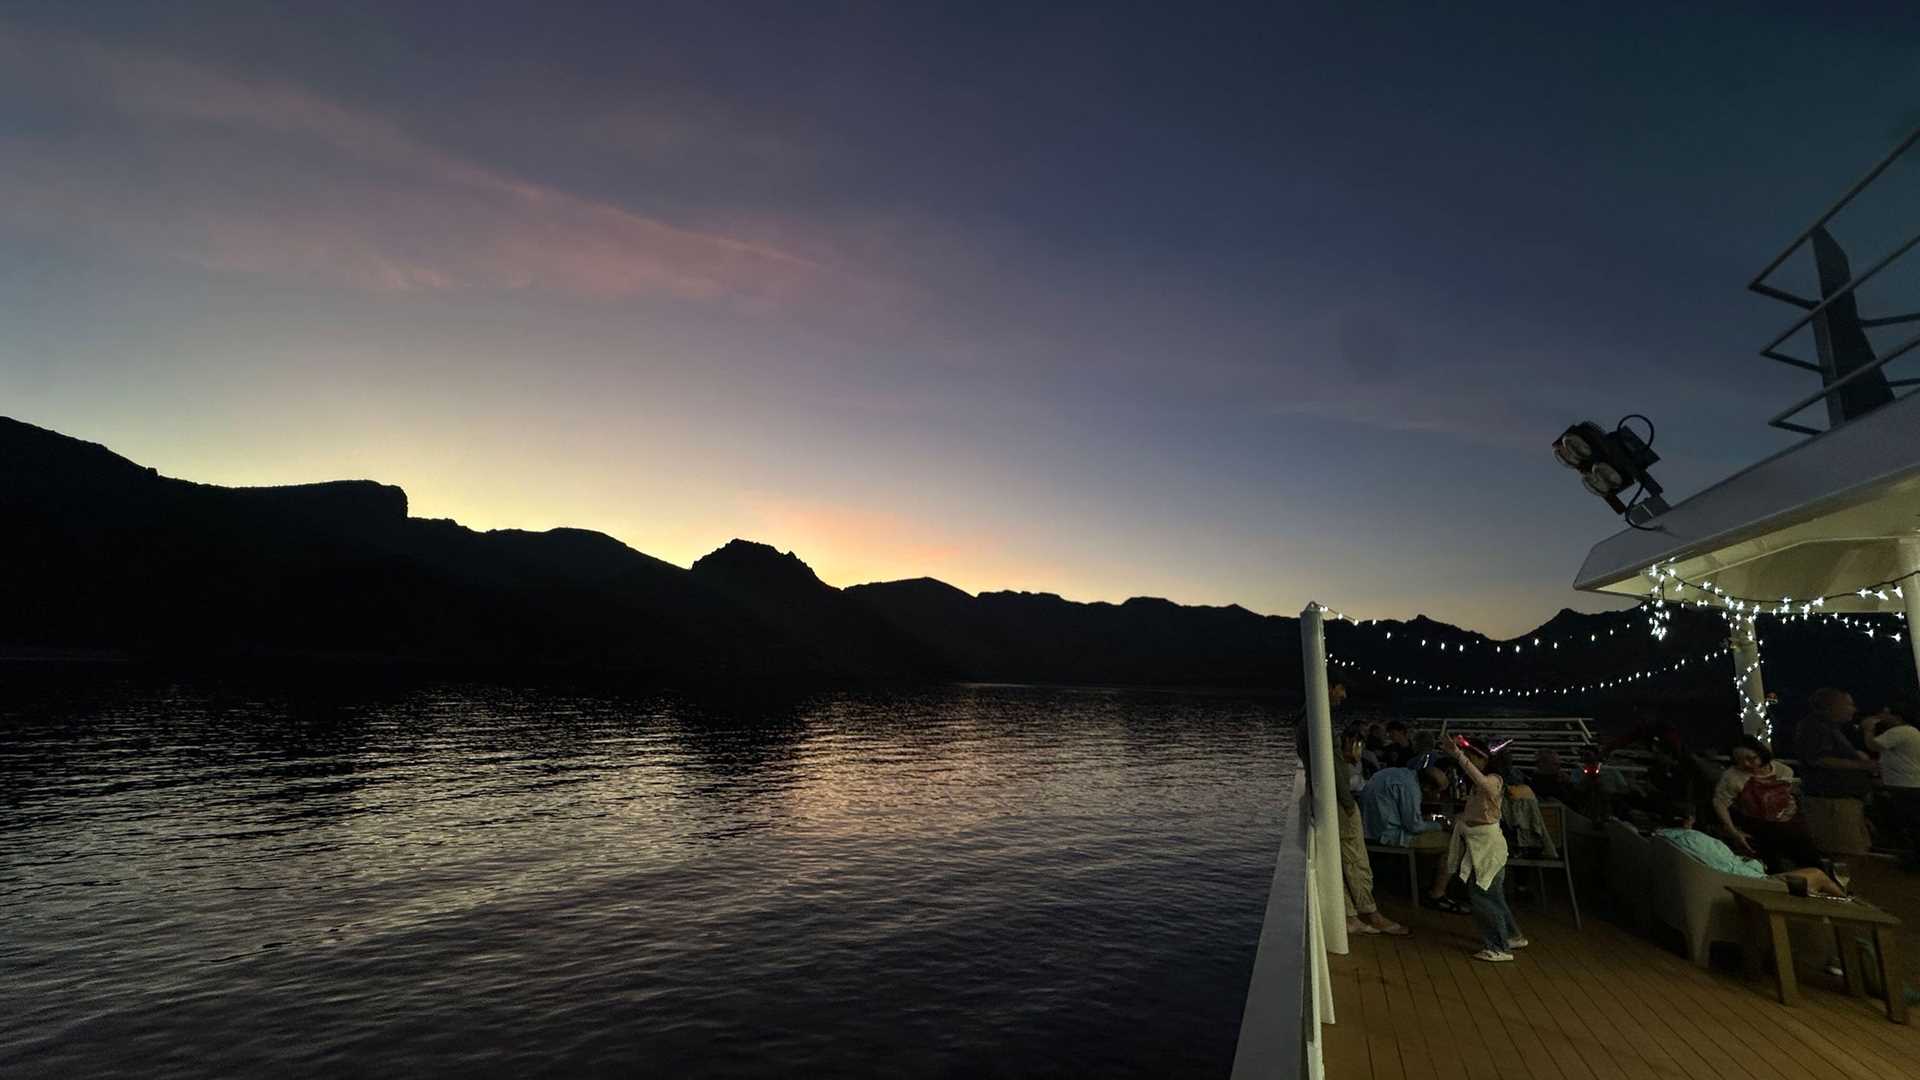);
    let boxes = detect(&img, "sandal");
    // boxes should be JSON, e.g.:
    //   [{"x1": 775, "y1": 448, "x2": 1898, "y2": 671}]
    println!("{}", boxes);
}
[{"x1": 1423, "y1": 895, "x2": 1470, "y2": 915}]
